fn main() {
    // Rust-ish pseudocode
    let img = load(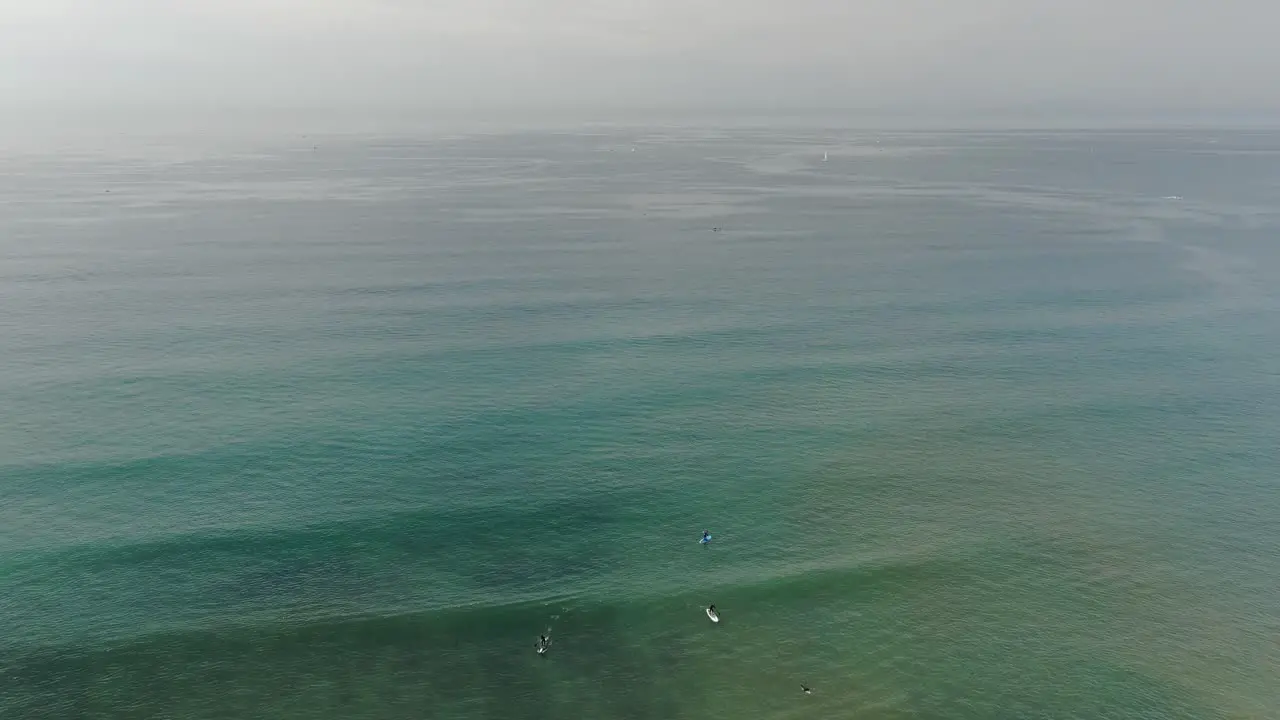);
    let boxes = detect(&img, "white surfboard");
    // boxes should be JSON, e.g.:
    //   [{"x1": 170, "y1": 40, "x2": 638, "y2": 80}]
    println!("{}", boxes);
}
[{"x1": 706, "y1": 608, "x2": 720, "y2": 623}]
